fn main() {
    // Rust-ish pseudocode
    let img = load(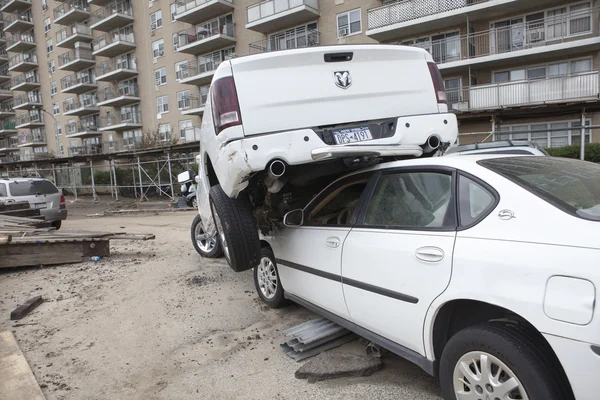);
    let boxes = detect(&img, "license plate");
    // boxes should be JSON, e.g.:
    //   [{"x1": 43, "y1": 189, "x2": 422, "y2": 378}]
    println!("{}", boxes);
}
[
  {"x1": 333, "y1": 127, "x2": 373, "y2": 145},
  {"x1": 34, "y1": 203, "x2": 47, "y2": 209}
]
